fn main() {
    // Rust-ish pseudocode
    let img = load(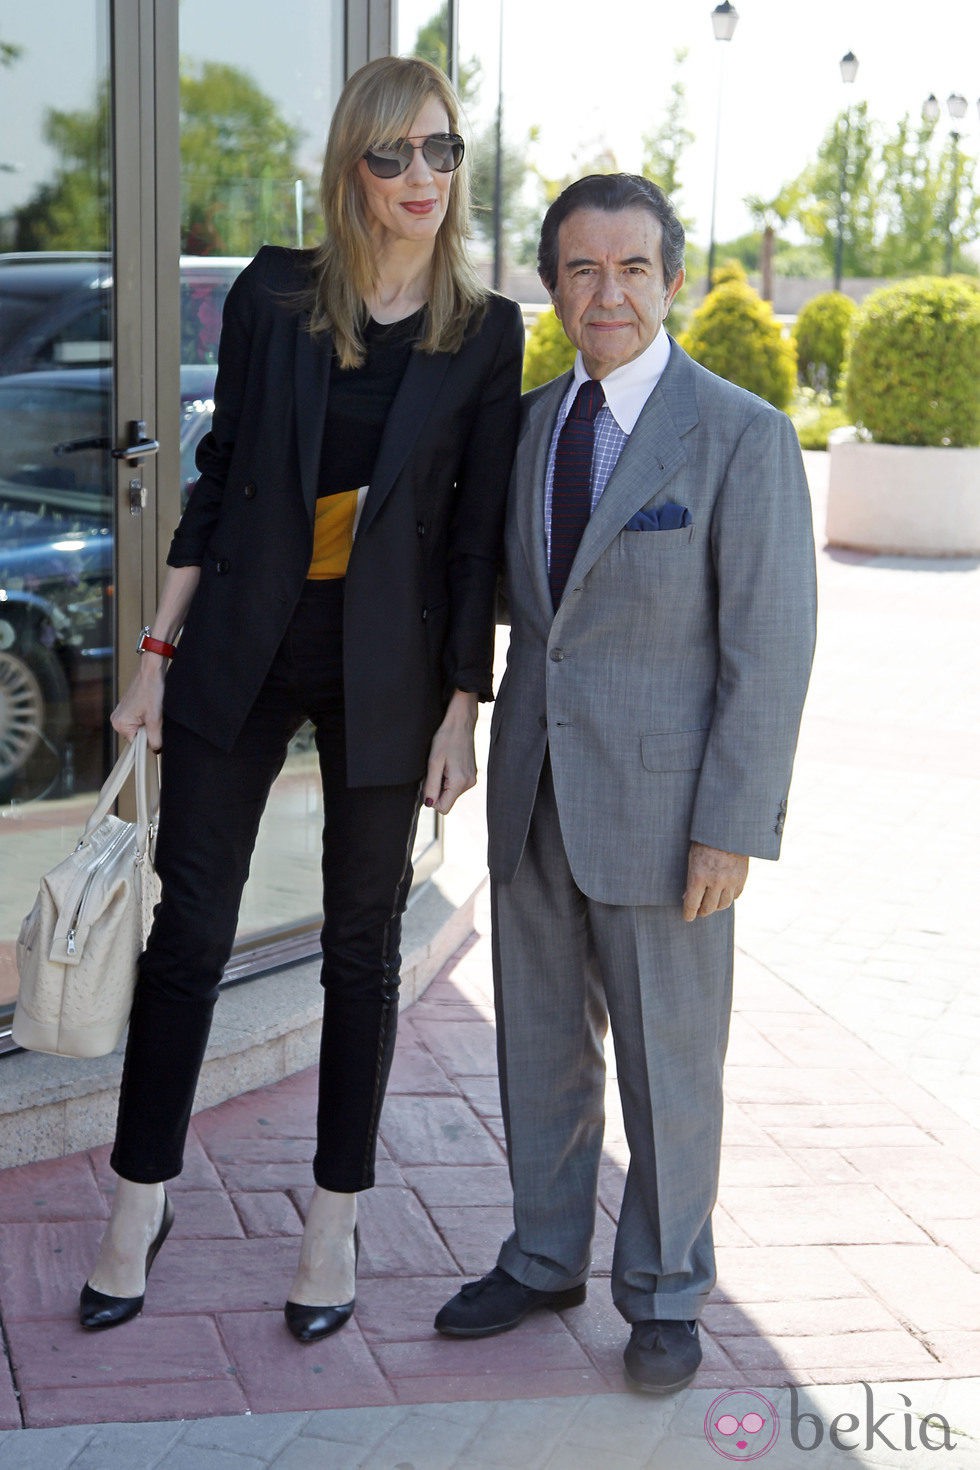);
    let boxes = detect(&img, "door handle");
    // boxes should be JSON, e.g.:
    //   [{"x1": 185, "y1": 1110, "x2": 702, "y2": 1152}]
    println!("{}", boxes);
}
[{"x1": 111, "y1": 420, "x2": 160, "y2": 464}]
